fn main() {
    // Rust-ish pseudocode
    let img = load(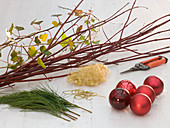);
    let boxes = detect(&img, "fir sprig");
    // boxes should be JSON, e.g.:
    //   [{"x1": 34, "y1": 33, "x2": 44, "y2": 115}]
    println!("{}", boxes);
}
[{"x1": 0, "y1": 86, "x2": 91, "y2": 122}]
